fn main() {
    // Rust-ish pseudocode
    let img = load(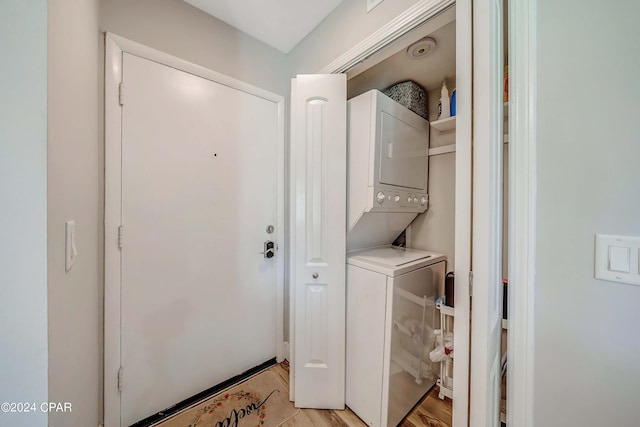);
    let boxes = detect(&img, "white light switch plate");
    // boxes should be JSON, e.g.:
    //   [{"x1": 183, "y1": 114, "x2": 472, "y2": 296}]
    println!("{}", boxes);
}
[
  {"x1": 65, "y1": 220, "x2": 78, "y2": 272},
  {"x1": 595, "y1": 234, "x2": 640, "y2": 286}
]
